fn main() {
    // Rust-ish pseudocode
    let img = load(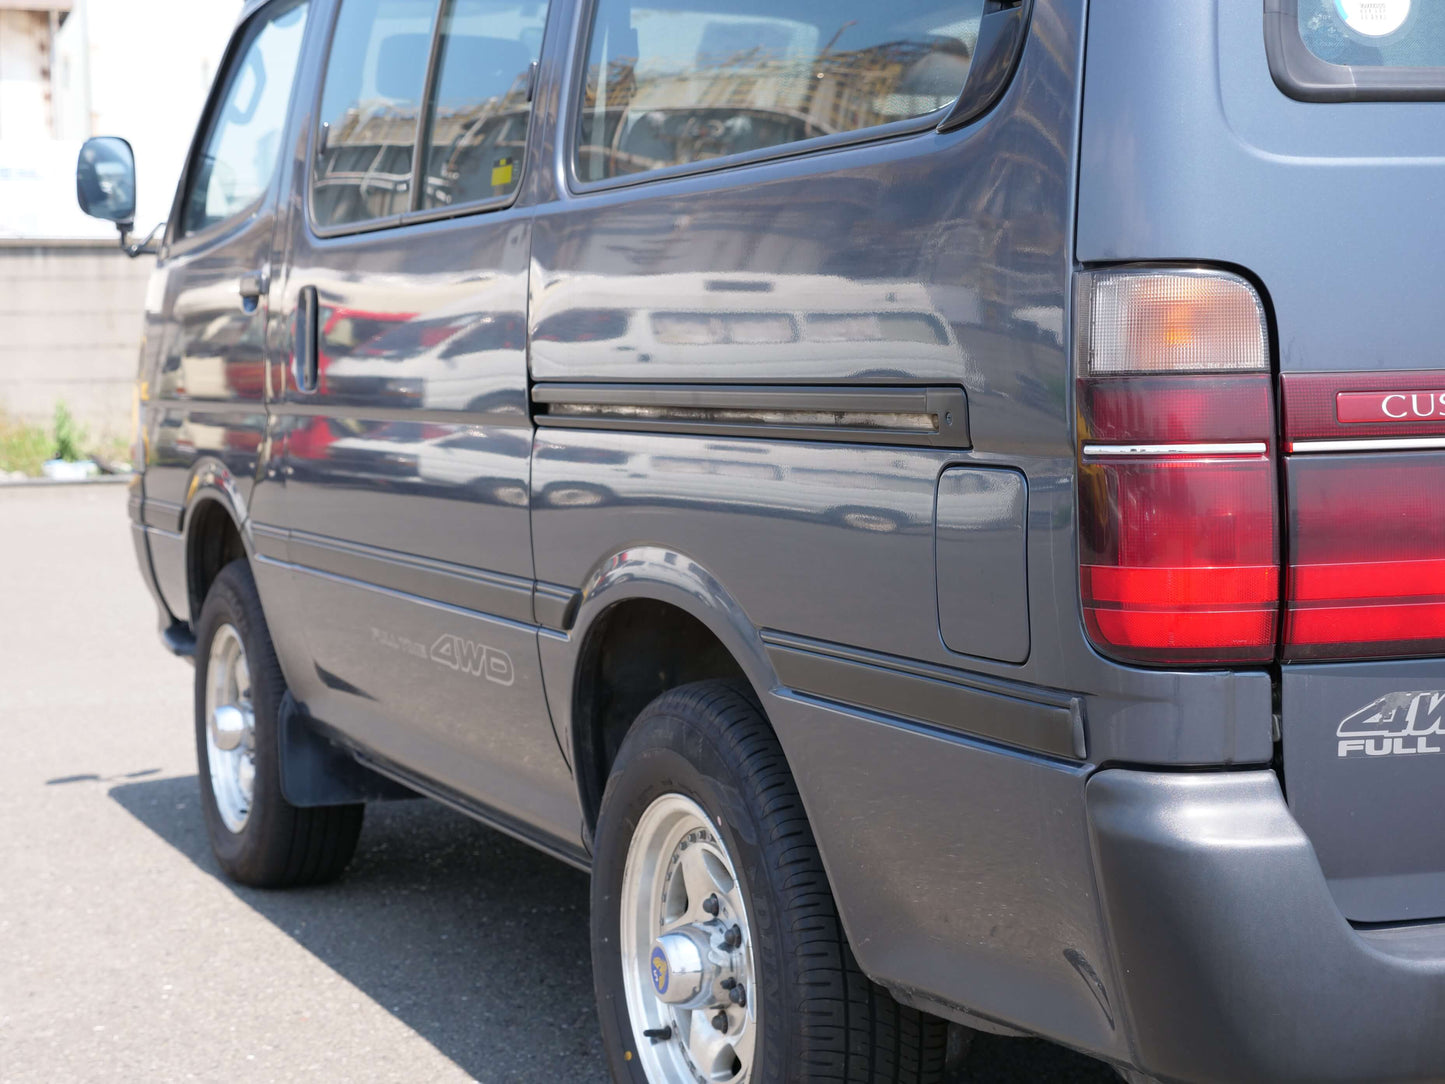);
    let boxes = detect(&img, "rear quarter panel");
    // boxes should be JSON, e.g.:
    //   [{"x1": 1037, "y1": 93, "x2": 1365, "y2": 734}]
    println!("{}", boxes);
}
[{"x1": 1078, "y1": 0, "x2": 1445, "y2": 923}]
